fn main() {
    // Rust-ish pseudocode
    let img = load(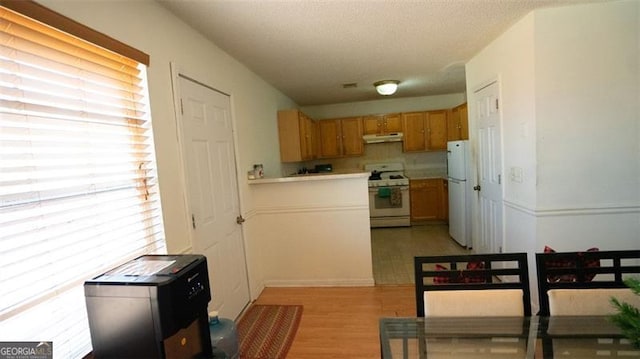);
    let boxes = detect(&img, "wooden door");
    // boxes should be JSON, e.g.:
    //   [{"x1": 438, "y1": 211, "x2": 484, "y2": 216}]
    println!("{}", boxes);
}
[
  {"x1": 426, "y1": 110, "x2": 448, "y2": 150},
  {"x1": 459, "y1": 103, "x2": 469, "y2": 140},
  {"x1": 178, "y1": 76, "x2": 250, "y2": 320},
  {"x1": 448, "y1": 104, "x2": 469, "y2": 141},
  {"x1": 448, "y1": 107, "x2": 461, "y2": 141},
  {"x1": 277, "y1": 110, "x2": 304, "y2": 162},
  {"x1": 318, "y1": 119, "x2": 342, "y2": 158},
  {"x1": 340, "y1": 117, "x2": 363, "y2": 156},
  {"x1": 410, "y1": 179, "x2": 441, "y2": 221},
  {"x1": 402, "y1": 112, "x2": 426, "y2": 152},
  {"x1": 384, "y1": 113, "x2": 402, "y2": 133},
  {"x1": 301, "y1": 113, "x2": 316, "y2": 160},
  {"x1": 363, "y1": 115, "x2": 382, "y2": 135},
  {"x1": 441, "y1": 179, "x2": 449, "y2": 221}
]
